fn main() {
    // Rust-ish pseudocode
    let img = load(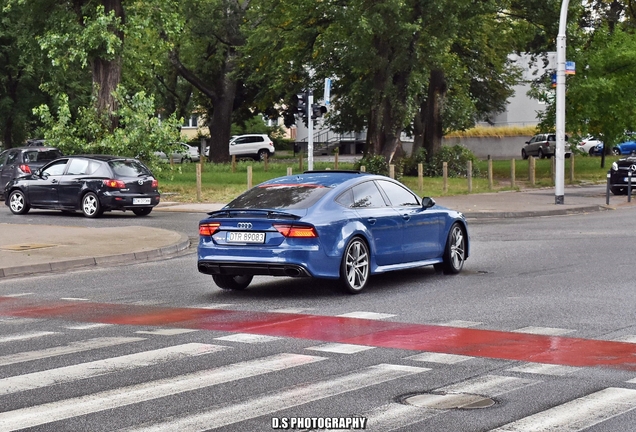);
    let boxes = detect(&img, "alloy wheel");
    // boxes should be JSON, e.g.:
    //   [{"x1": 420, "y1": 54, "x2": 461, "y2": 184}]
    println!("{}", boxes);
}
[{"x1": 342, "y1": 238, "x2": 370, "y2": 293}]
